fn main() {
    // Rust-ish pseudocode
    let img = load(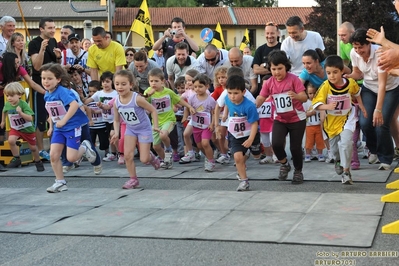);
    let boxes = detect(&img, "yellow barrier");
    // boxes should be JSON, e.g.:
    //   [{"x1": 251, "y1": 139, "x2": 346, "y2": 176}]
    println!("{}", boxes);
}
[{"x1": 0, "y1": 140, "x2": 33, "y2": 165}]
